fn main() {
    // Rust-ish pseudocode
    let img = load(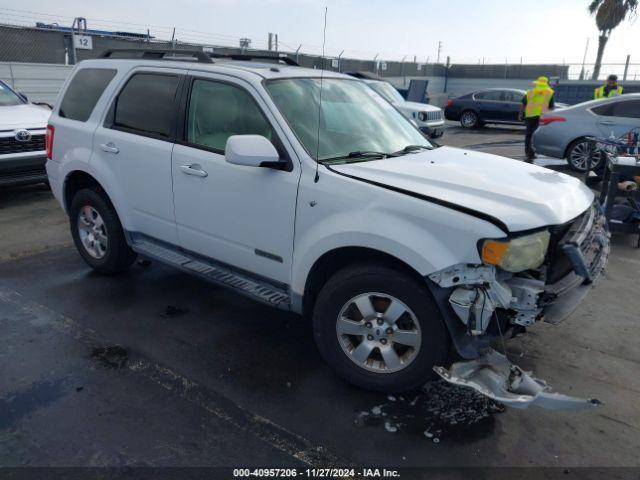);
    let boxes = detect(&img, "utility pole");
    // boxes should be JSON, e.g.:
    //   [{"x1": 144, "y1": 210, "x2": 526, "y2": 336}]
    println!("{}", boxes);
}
[
  {"x1": 295, "y1": 44, "x2": 302, "y2": 64},
  {"x1": 623, "y1": 54, "x2": 631, "y2": 81},
  {"x1": 437, "y1": 41, "x2": 442, "y2": 63},
  {"x1": 579, "y1": 37, "x2": 589, "y2": 80},
  {"x1": 268, "y1": 33, "x2": 273, "y2": 51},
  {"x1": 444, "y1": 56, "x2": 450, "y2": 93},
  {"x1": 275, "y1": 34, "x2": 279, "y2": 52}
]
